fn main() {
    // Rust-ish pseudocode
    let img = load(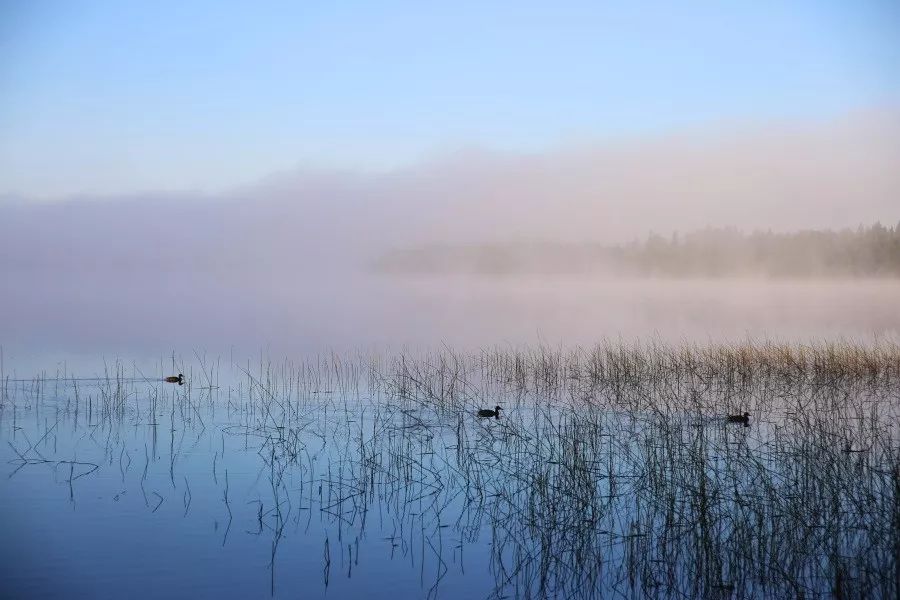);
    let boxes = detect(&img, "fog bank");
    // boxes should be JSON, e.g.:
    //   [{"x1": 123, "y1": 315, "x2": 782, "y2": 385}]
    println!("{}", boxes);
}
[
  {"x1": 1, "y1": 110, "x2": 899, "y2": 359},
  {"x1": 2, "y1": 110, "x2": 899, "y2": 275}
]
